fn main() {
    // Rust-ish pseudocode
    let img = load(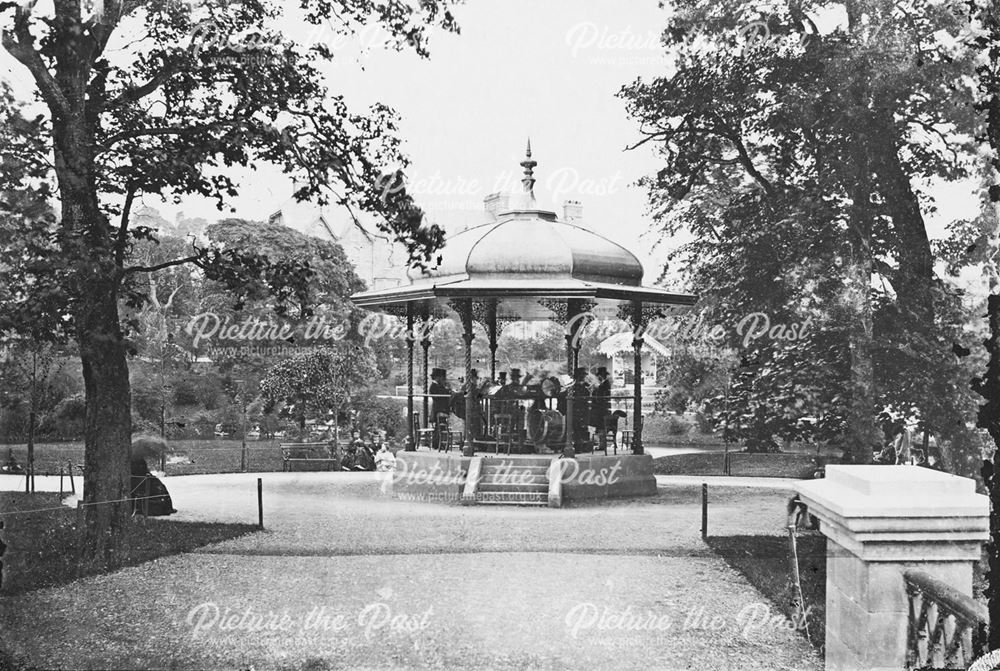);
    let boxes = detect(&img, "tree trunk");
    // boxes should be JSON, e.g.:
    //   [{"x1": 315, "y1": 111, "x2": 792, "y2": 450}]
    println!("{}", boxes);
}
[
  {"x1": 52, "y1": 109, "x2": 133, "y2": 566},
  {"x1": 26, "y1": 350, "x2": 36, "y2": 493},
  {"x1": 842, "y1": 119, "x2": 877, "y2": 464},
  {"x1": 76, "y1": 278, "x2": 133, "y2": 567},
  {"x1": 839, "y1": 6, "x2": 877, "y2": 463}
]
